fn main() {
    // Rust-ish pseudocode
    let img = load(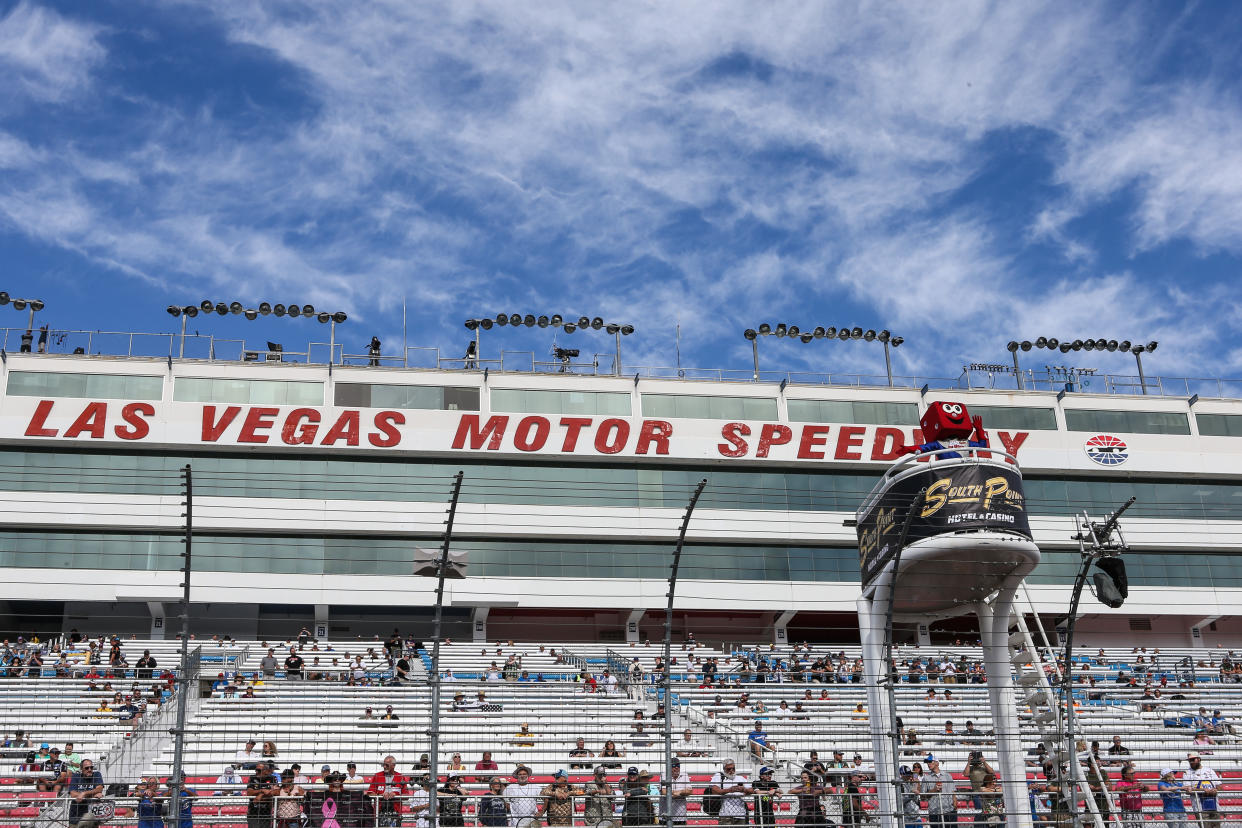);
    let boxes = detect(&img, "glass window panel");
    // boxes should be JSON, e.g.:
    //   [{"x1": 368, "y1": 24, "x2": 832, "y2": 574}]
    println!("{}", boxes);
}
[
  {"x1": 8, "y1": 371, "x2": 162, "y2": 400},
  {"x1": 787, "y1": 400, "x2": 918, "y2": 425},
  {"x1": 1063, "y1": 409, "x2": 1190, "y2": 435},
  {"x1": 491, "y1": 388, "x2": 630, "y2": 416},
  {"x1": 641, "y1": 394, "x2": 777, "y2": 420},
  {"x1": 173, "y1": 377, "x2": 323, "y2": 405},
  {"x1": 1196, "y1": 414, "x2": 1242, "y2": 437},
  {"x1": 966, "y1": 405, "x2": 1058, "y2": 431}
]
